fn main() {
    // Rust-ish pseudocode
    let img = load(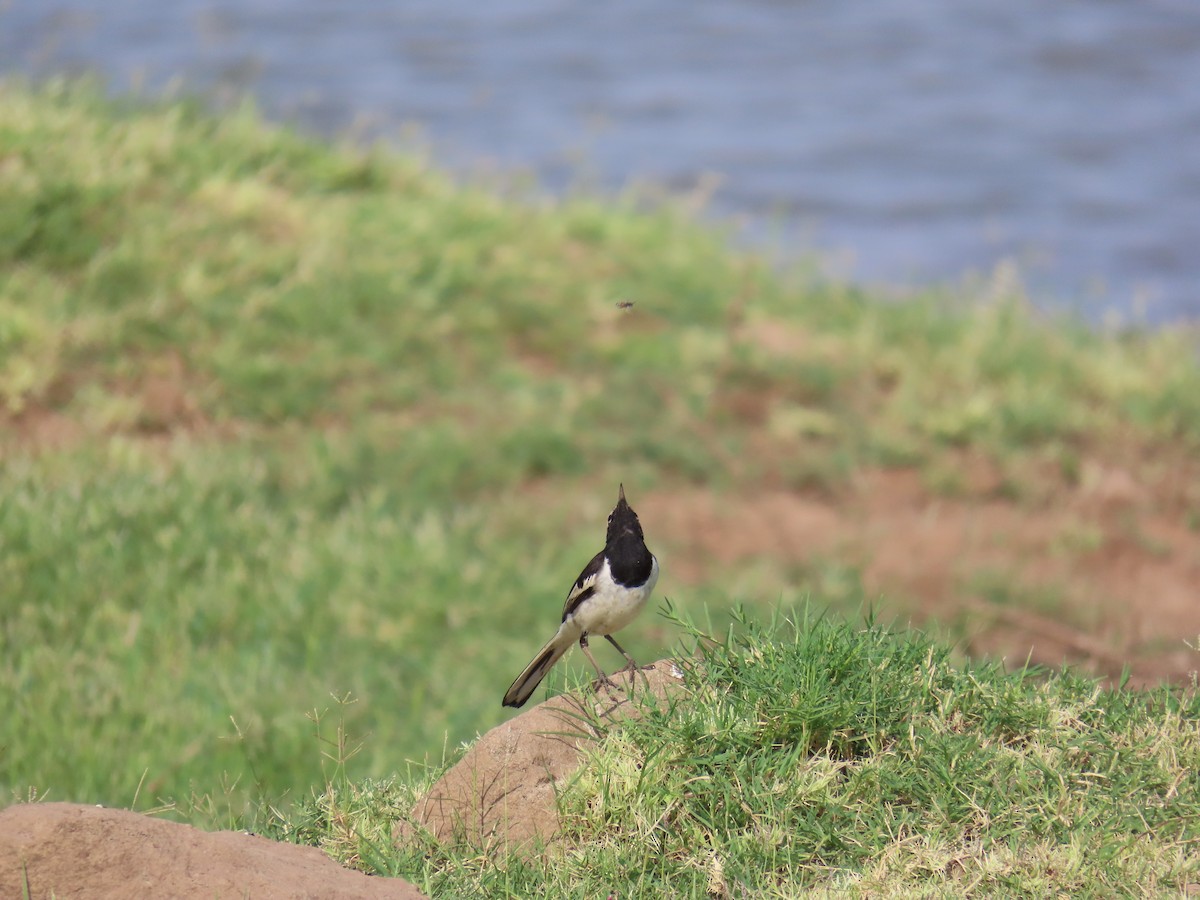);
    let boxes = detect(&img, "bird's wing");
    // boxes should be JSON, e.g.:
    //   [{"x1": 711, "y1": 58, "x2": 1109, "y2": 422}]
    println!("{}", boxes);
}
[{"x1": 560, "y1": 548, "x2": 606, "y2": 621}]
